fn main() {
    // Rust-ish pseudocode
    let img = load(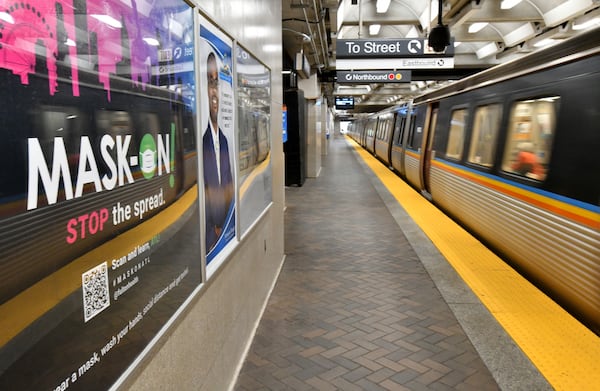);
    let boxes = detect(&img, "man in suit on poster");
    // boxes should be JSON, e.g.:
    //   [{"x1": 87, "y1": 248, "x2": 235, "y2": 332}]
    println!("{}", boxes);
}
[{"x1": 203, "y1": 52, "x2": 234, "y2": 252}]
